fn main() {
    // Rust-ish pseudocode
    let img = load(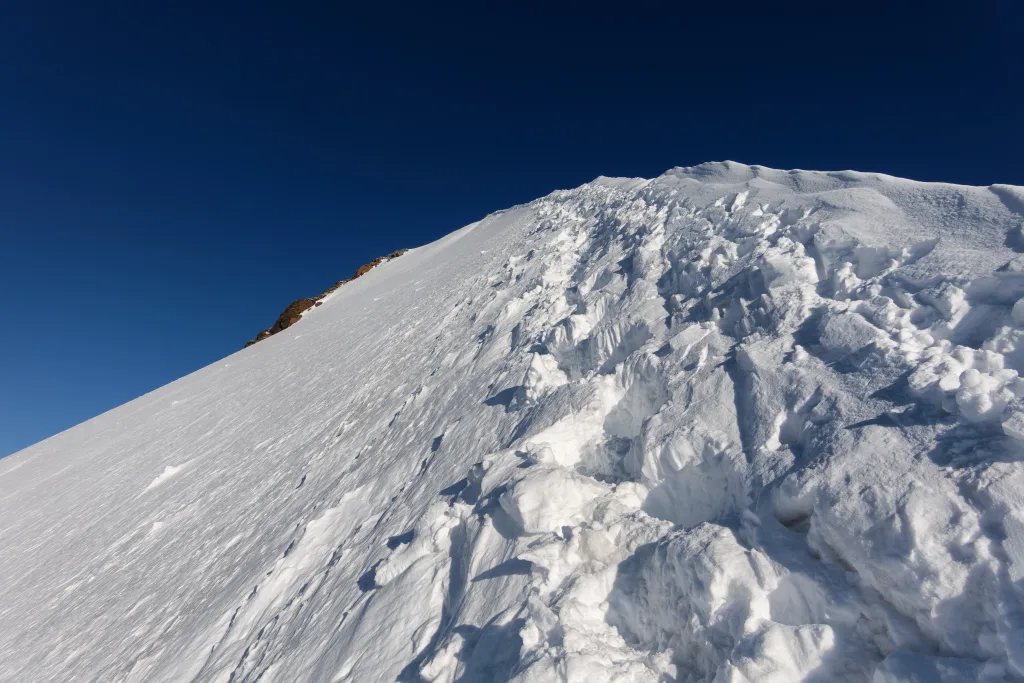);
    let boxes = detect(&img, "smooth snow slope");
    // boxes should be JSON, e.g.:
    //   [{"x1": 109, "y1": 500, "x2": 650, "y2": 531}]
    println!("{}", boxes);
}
[{"x1": 4, "y1": 163, "x2": 1024, "y2": 683}]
